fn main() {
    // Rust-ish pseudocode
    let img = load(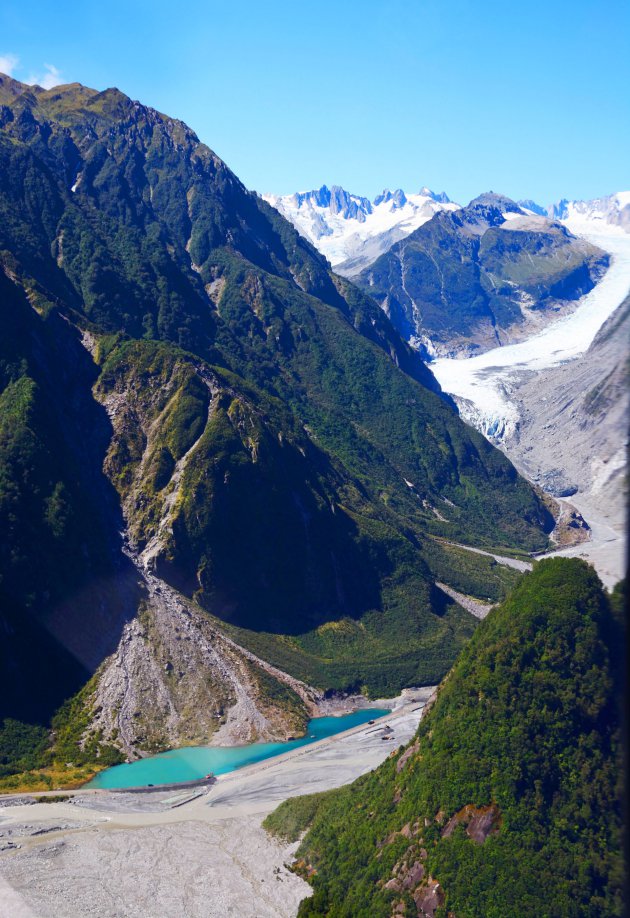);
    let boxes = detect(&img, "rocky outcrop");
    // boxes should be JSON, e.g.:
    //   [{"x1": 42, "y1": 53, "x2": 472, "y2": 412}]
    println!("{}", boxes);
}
[
  {"x1": 89, "y1": 557, "x2": 320, "y2": 758},
  {"x1": 441, "y1": 803, "x2": 501, "y2": 843},
  {"x1": 412, "y1": 879, "x2": 445, "y2": 917},
  {"x1": 386, "y1": 854, "x2": 444, "y2": 918},
  {"x1": 373, "y1": 801, "x2": 498, "y2": 914},
  {"x1": 396, "y1": 740, "x2": 420, "y2": 773}
]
